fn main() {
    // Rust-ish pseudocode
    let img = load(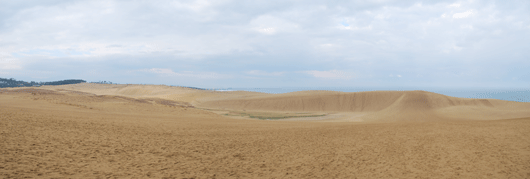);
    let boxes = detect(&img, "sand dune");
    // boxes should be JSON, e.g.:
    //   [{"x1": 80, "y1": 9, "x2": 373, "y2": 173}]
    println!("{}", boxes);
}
[
  {"x1": 36, "y1": 85, "x2": 530, "y2": 121},
  {"x1": 199, "y1": 90, "x2": 494, "y2": 112},
  {"x1": 2, "y1": 85, "x2": 530, "y2": 178},
  {"x1": 40, "y1": 83, "x2": 267, "y2": 104},
  {"x1": 9, "y1": 85, "x2": 530, "y2": 121},
  {"x1": 198, "y1": 90, "x2": 530, "y2": 121}
]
